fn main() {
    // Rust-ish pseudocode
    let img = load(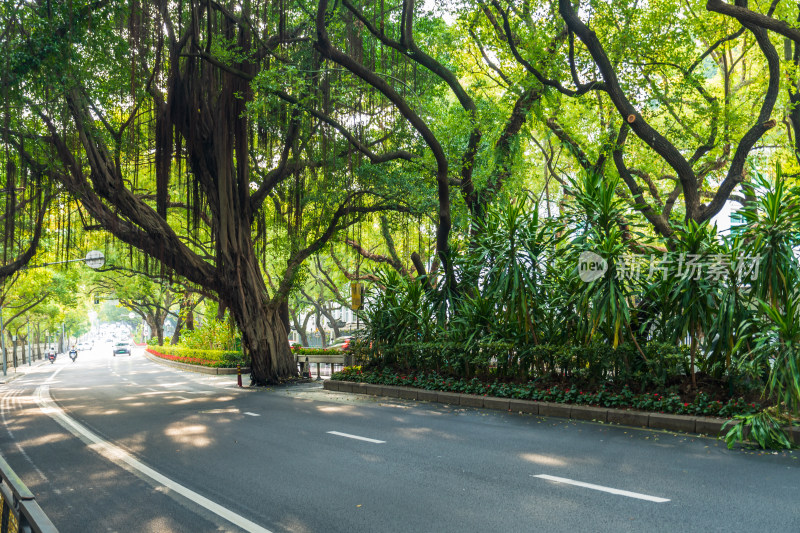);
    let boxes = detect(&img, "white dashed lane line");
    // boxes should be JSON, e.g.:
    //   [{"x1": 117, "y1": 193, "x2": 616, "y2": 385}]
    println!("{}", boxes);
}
[
  {"x1": 532, "y1": 474, "x2": 670, "y2": 503},
  {"x1": 327, "y1": 431, "x2": 385, "y2": 444}
]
